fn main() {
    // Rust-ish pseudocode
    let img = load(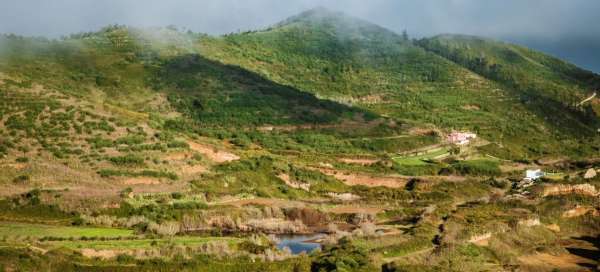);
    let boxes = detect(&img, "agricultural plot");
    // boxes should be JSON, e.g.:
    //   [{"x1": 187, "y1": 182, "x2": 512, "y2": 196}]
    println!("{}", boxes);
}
[
  {"x1": 41, "y1": 236, "x2": 242, "y2": 250},
  {"x1": 0, "y1": 222, "x2": 133, "y2": 239},
  {"x1": 392, "y1": 147, "x2": 450, "y2": 166}
]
